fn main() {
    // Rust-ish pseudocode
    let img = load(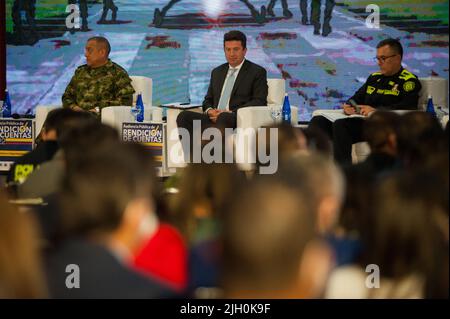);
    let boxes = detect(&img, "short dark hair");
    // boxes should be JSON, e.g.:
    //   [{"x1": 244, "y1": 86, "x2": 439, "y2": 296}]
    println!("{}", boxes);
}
[
  {"x1": 363, "y1": 173, "x2": 443, "y2": 280},
  {"x1": 397, "y1": 111, "x2": 446, "y2": 167},
  {"x1": 60, "y1": 142, "x2": 156, "y2": 237},
  {"x1": 88, "y1": 36, "x2": 111, "y2": 55},
  {"x1": 58, "y1": 121, "x2": 119, "y2": 169},
  {"x1": 377, "y1": 38, "x2": 403, "y2": 58},
  {"x1": 42, "y1": 108, "x2": 96, "y2": 137},
  {"x1": 42, "y1": 108, "x2": 74, "y2": 133},
  {"x1": 222, "y1": 177, "x2": 315, "y2": 291},
  {"x1": 364, "y1": 111, "x2": 401, "y2": 150},
  {"x1": 224, "y1": 30, "x2": 247, "y2": 49}
]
